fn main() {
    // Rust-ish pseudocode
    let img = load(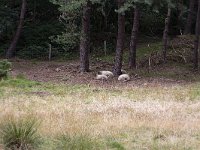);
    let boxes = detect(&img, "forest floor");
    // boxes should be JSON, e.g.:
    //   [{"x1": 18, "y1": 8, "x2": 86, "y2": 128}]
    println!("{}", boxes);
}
[
  {"x1": 0, "y1": 58, "x2": 200, "y2": 149},
  {"x1": 10, "y1": 58, "x2": 200, "y2": 87}
]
